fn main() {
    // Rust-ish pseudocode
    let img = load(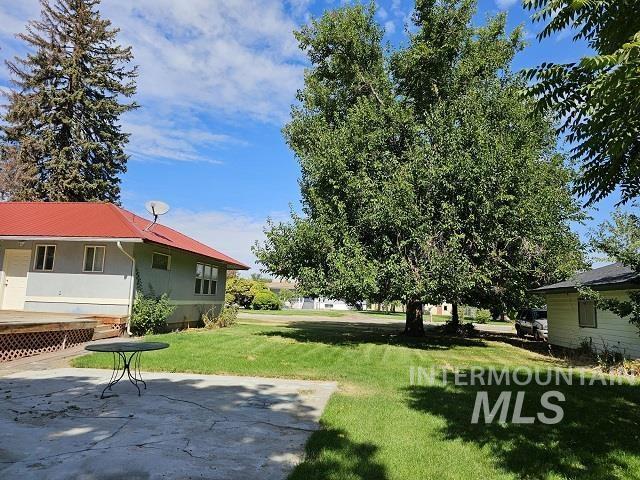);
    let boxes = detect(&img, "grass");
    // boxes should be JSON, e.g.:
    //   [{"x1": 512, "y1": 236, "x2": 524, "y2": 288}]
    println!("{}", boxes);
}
[
  {"x1": 73, "y1": 321, "x2": 640, "y2": 479},
  {"x1": 360, "y1": 310, "x2": 513, "y2": 326},
  {"x1": 240, "y1": 308, "x2": 512, "y2": 326},
  {"x1": 239, "y1": 308, "x2": 347, "y2": 317}
]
